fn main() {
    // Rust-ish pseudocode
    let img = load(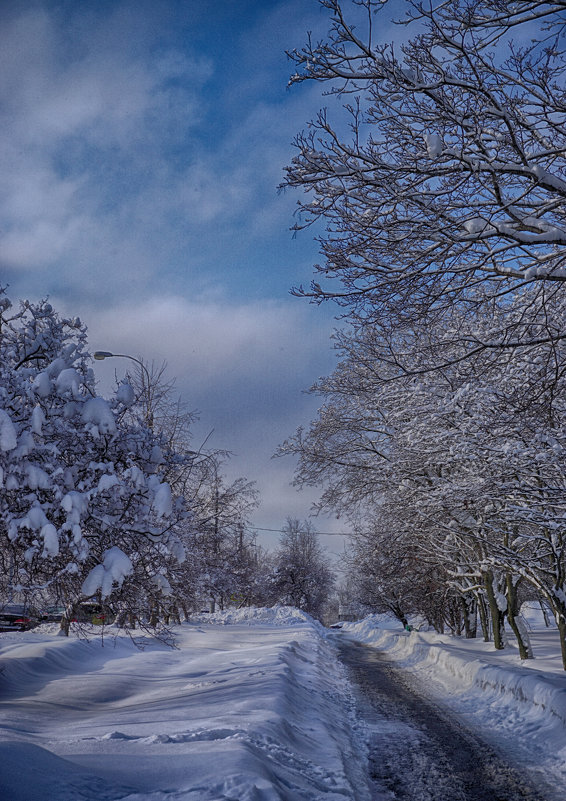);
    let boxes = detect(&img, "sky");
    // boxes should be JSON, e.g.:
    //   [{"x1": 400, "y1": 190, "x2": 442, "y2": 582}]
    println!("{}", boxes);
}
[{"x1": 0, "y1": 0, "x2": 405, "y2": 560}]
